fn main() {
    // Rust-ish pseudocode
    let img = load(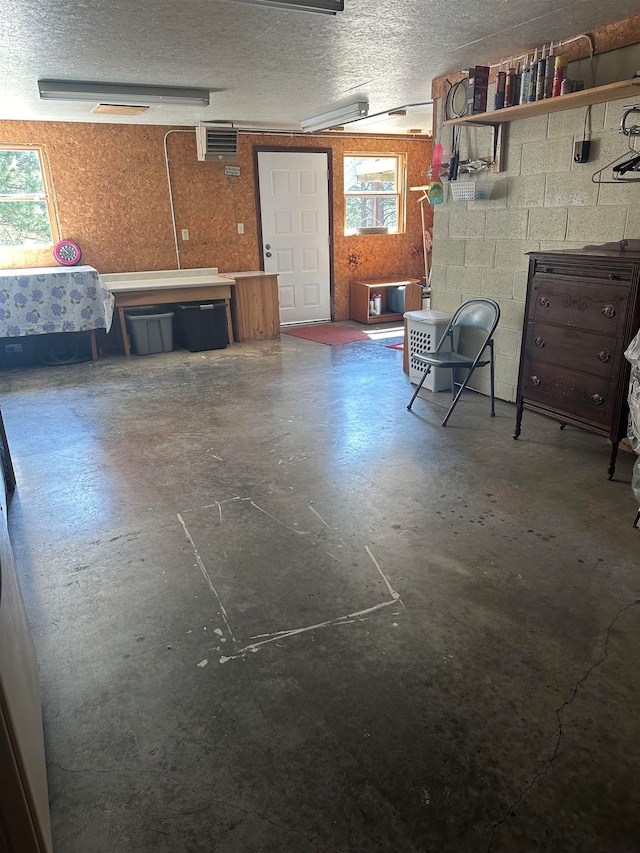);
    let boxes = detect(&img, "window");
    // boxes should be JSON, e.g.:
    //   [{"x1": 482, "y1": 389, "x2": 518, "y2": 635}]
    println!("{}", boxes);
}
[
  {"x1": 0, "y1": 145, "x2": 58, "y2": 248},
  {"x1": 344, "y1": 153, "x2": 406, "y2": 236}
]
